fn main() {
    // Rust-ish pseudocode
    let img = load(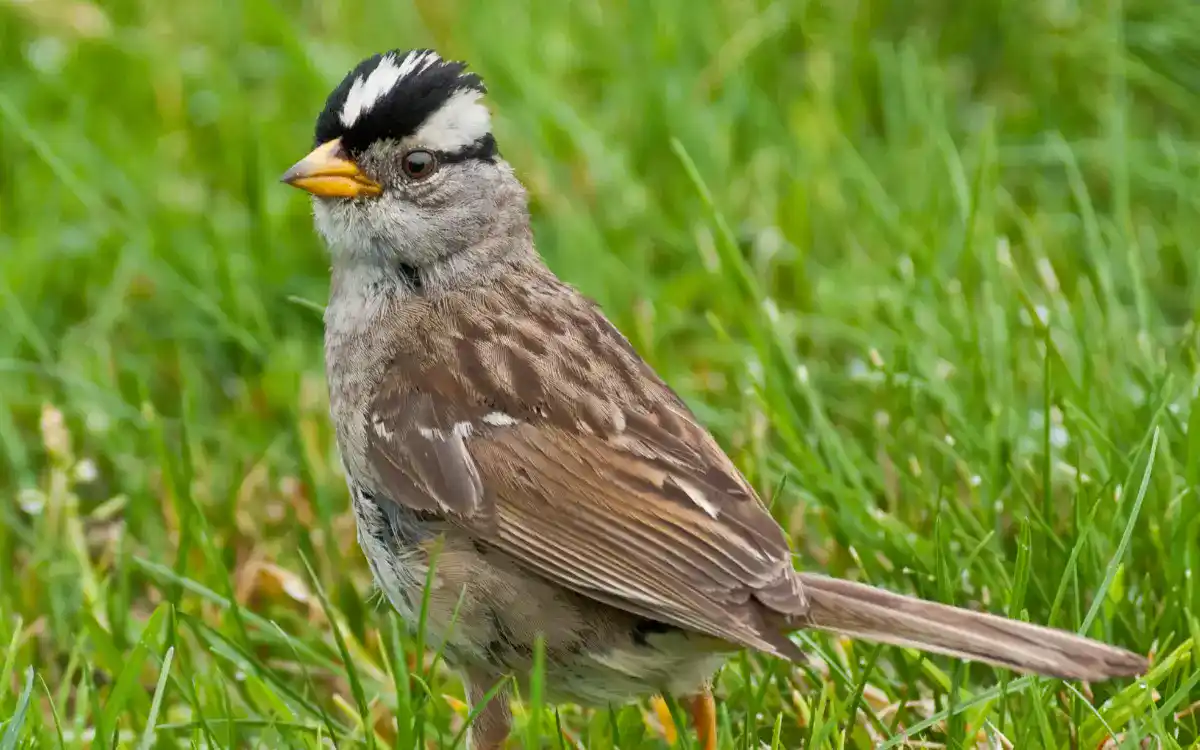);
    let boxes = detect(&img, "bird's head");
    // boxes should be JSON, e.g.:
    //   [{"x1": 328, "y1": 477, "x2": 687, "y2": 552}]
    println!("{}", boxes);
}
[{"x1": 283, "y1": 49, "x2": 528, "y2": 281}]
